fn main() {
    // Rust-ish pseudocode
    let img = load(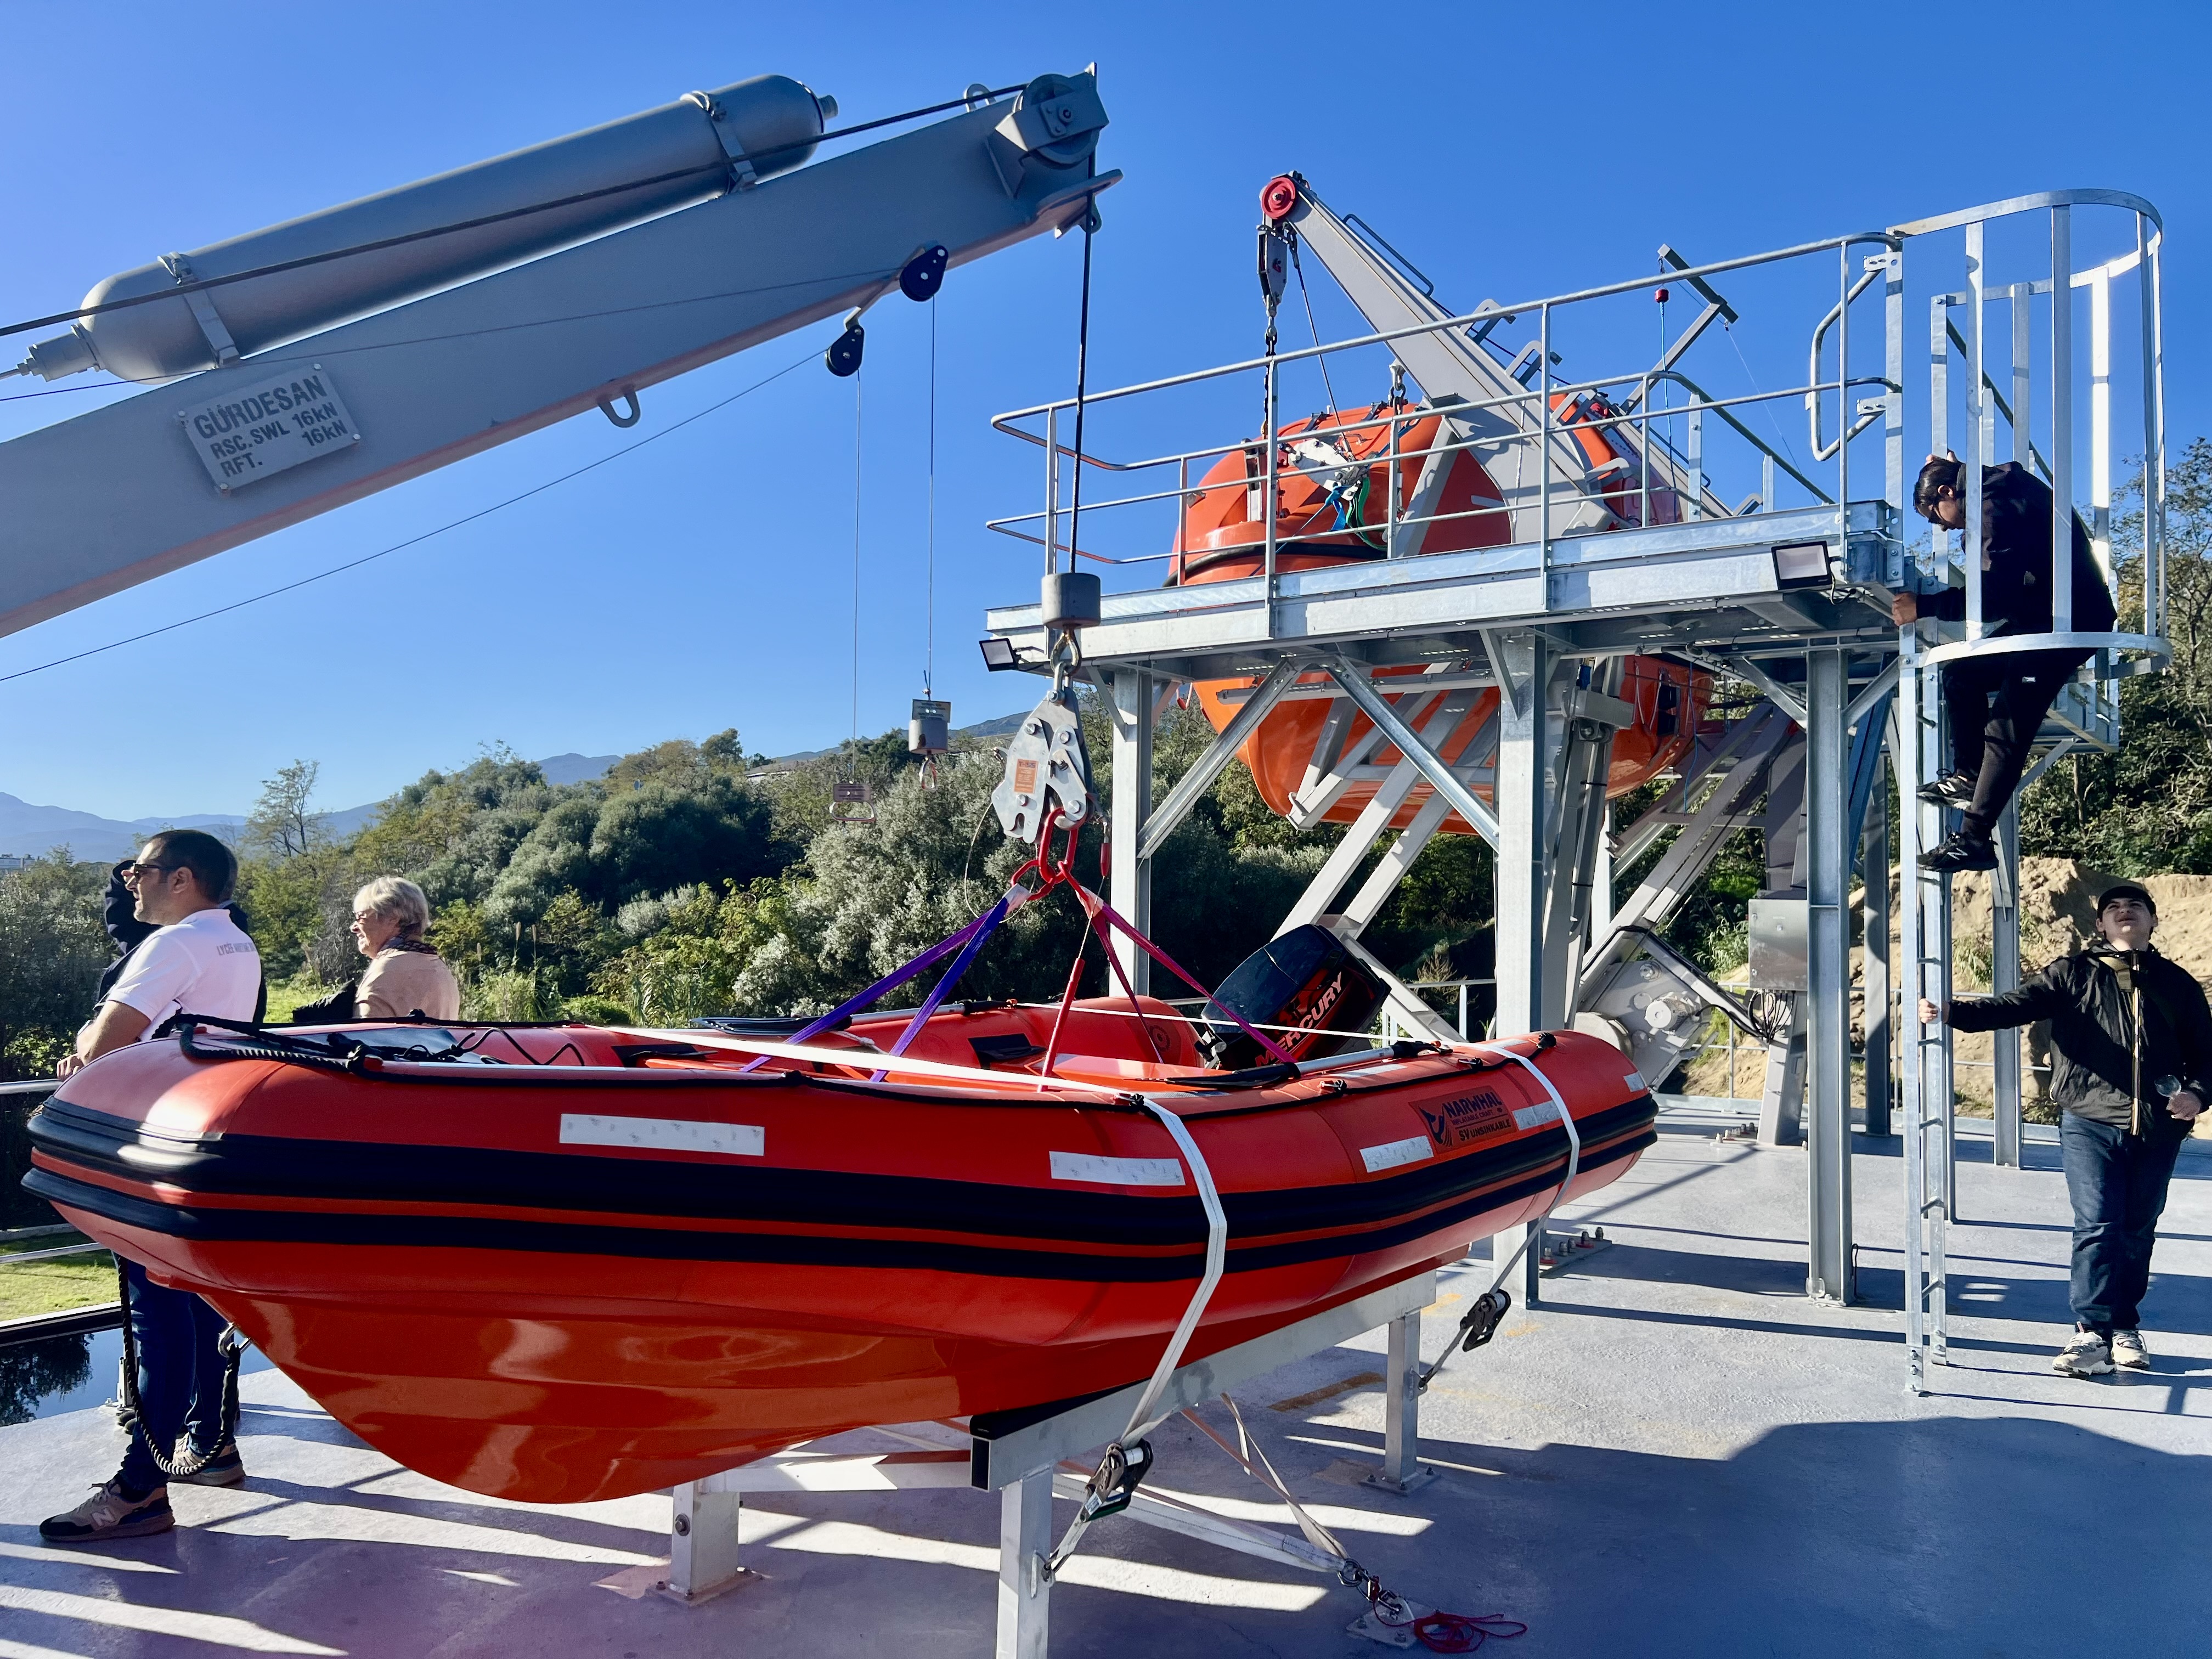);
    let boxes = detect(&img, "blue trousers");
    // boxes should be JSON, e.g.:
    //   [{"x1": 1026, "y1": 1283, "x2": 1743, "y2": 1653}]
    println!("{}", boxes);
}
[
  {"x1": 2059, "y1": 1113, "x2": 2184, "y2": 1335},
  {"x1": 117, "y1": 1259, "x2": 230, "y2": 1492}
]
